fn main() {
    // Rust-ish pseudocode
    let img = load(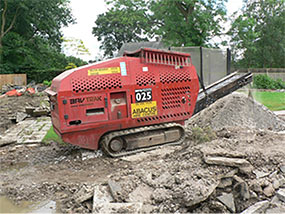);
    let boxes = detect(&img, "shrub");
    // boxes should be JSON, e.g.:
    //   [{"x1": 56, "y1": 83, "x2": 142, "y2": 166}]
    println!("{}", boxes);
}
[
  {"x1": 189, "y1": 126, "x2": 216, "y2": 144},
  {"x1": 253, "y1": 74, "x2": 285, "y2": 89},
  {"x1": 43, "y1": 80, "x2": 52, "y2": 87}
]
